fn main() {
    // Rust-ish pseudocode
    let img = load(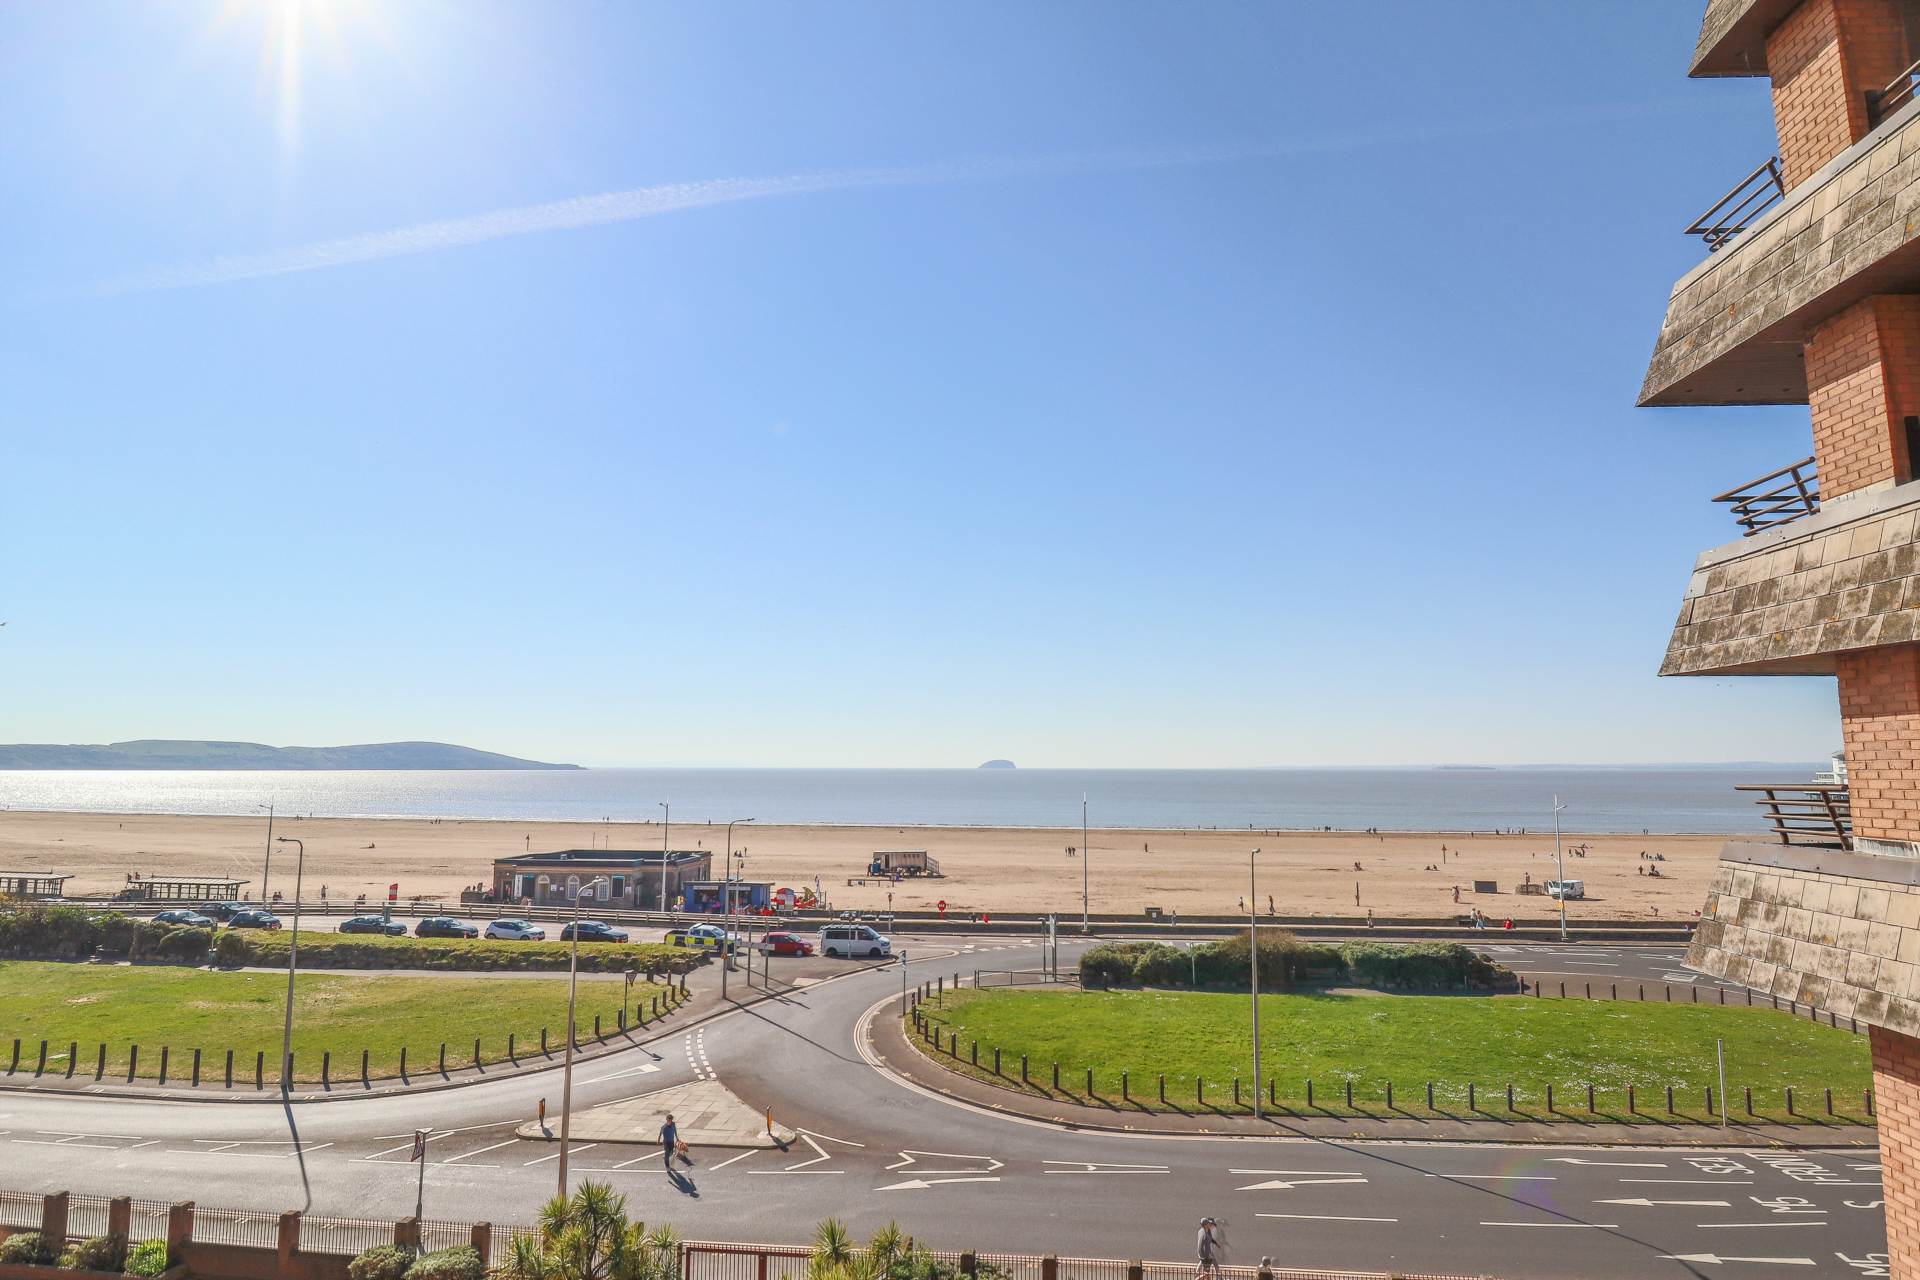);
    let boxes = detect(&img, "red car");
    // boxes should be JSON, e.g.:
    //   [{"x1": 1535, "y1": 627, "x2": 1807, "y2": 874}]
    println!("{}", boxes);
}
[{"x1": 758, "y1": 931, "x2": 814, "y2": 957}]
